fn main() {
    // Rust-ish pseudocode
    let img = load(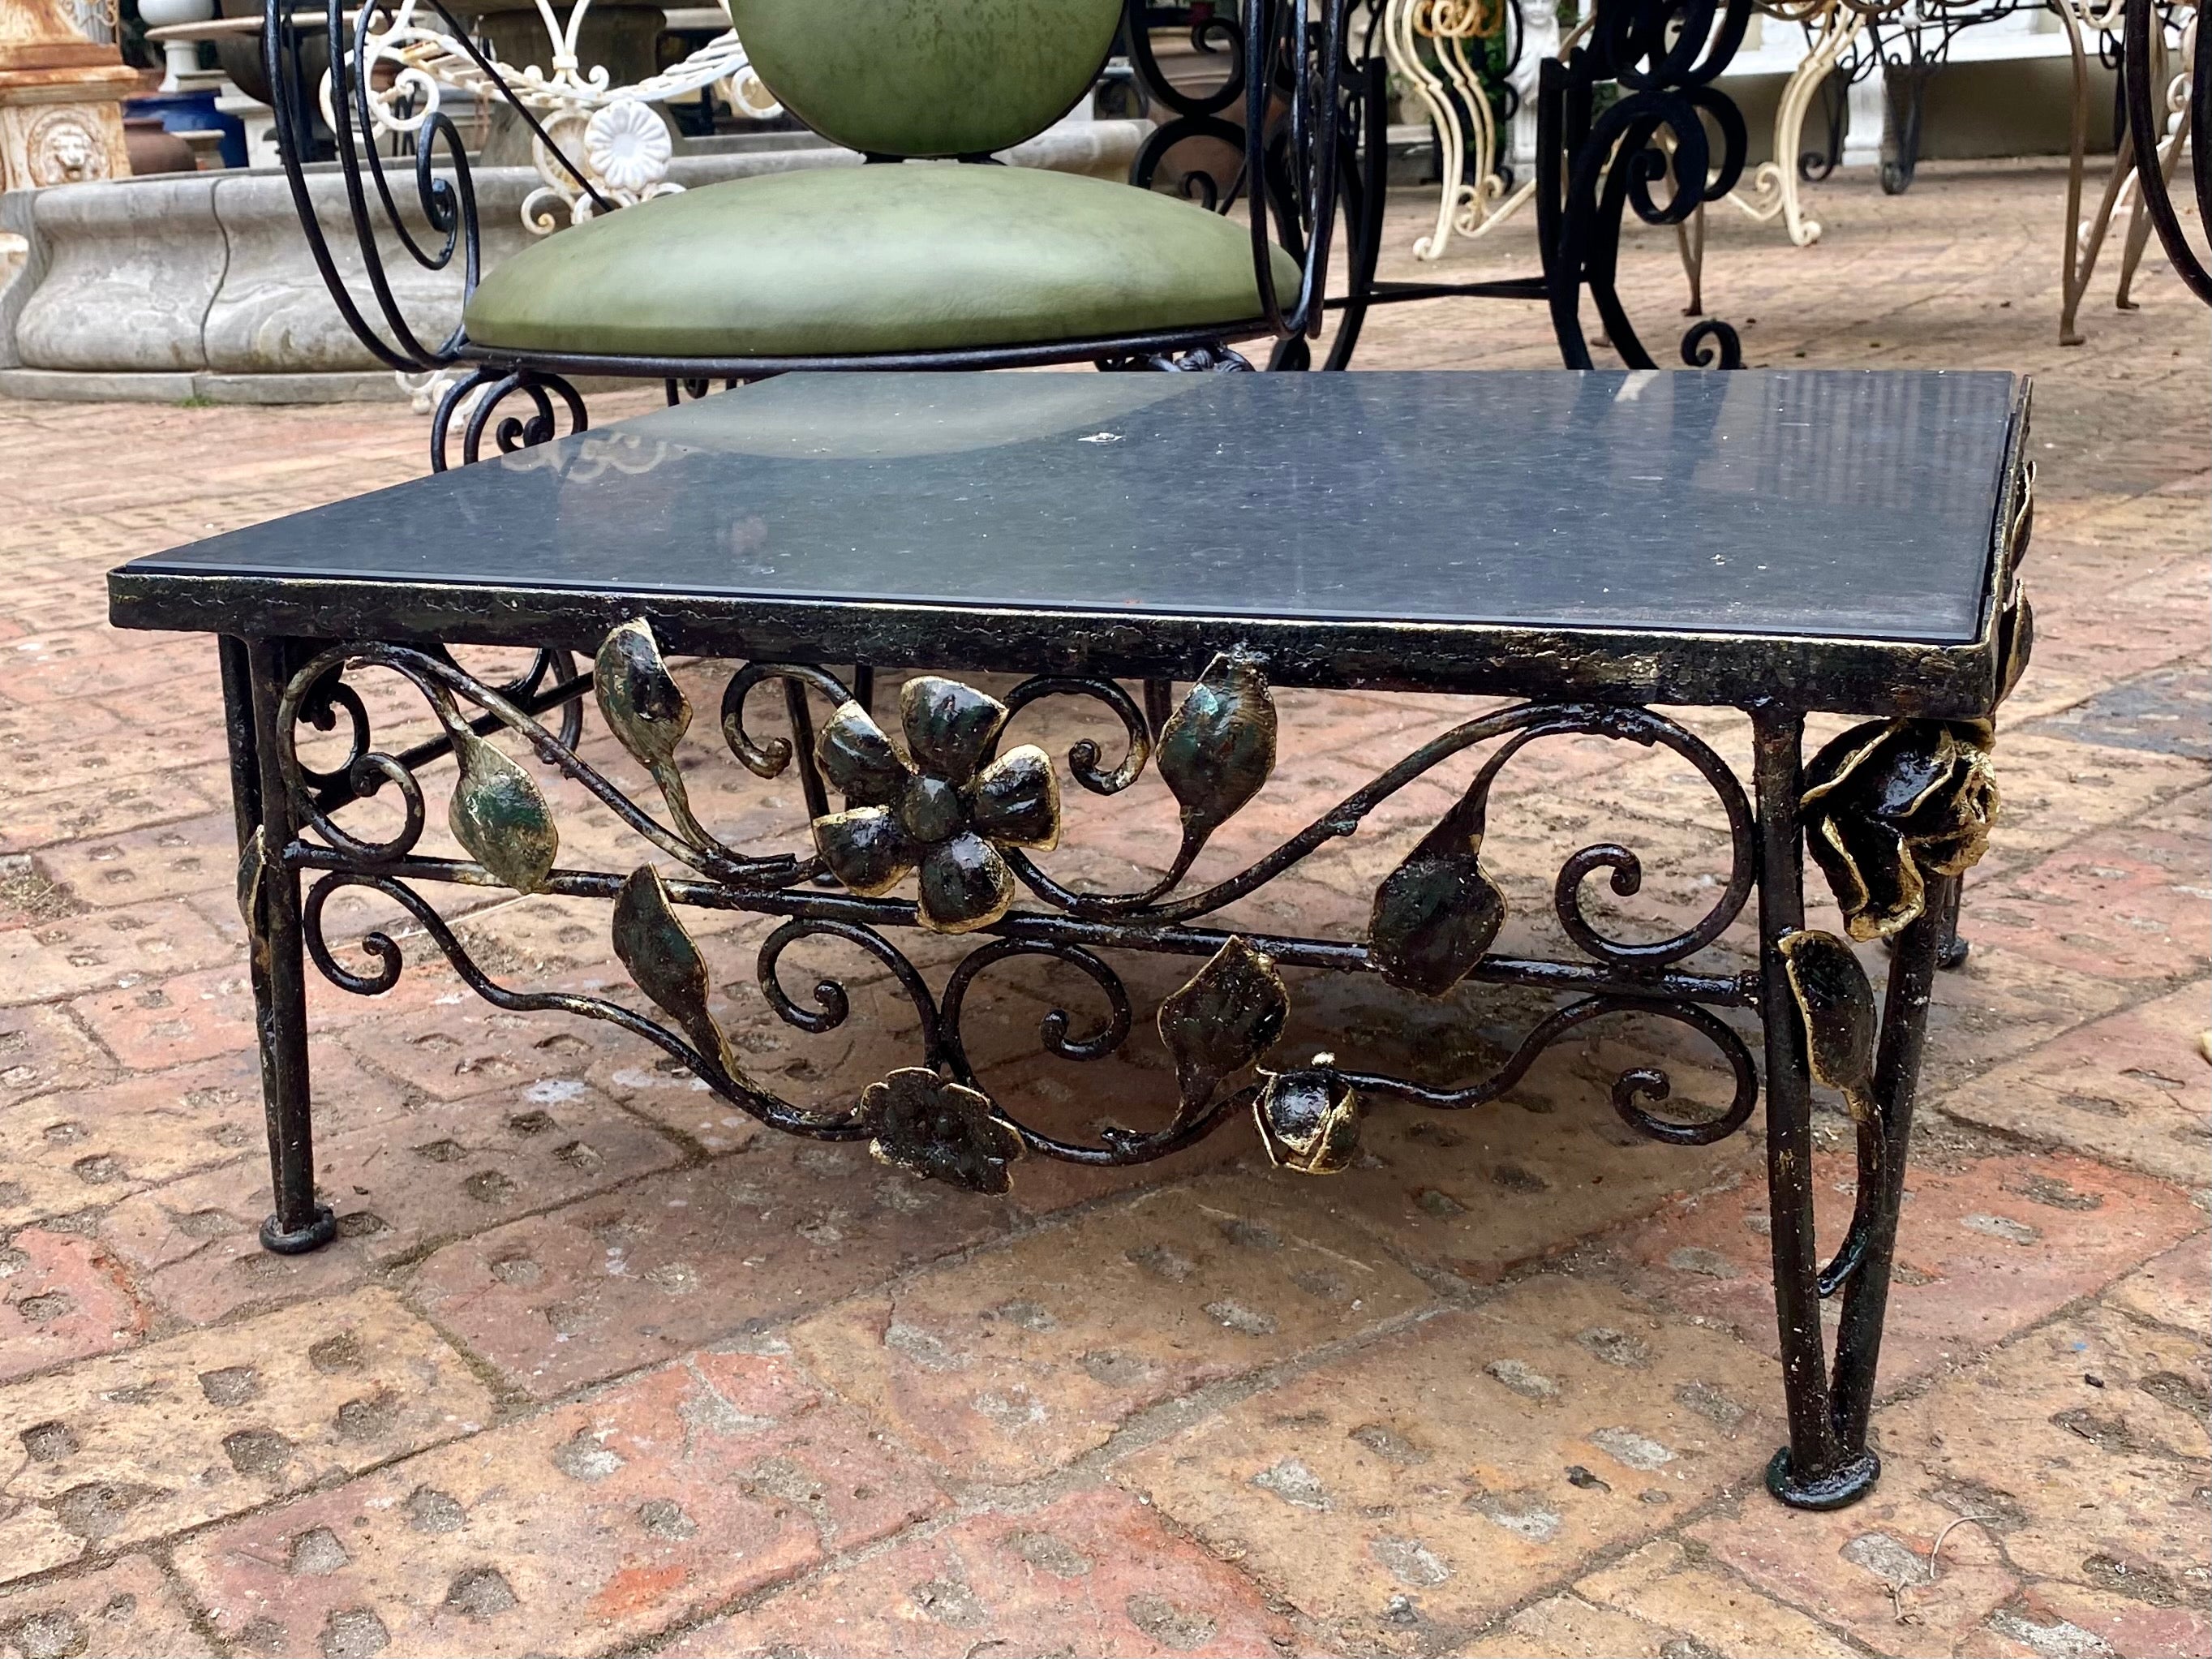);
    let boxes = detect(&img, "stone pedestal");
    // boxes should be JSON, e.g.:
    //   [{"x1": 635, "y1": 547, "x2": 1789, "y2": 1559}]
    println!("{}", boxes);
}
[{"x1": 0, "y1": 0, "x2": 140, "y2": 191}]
